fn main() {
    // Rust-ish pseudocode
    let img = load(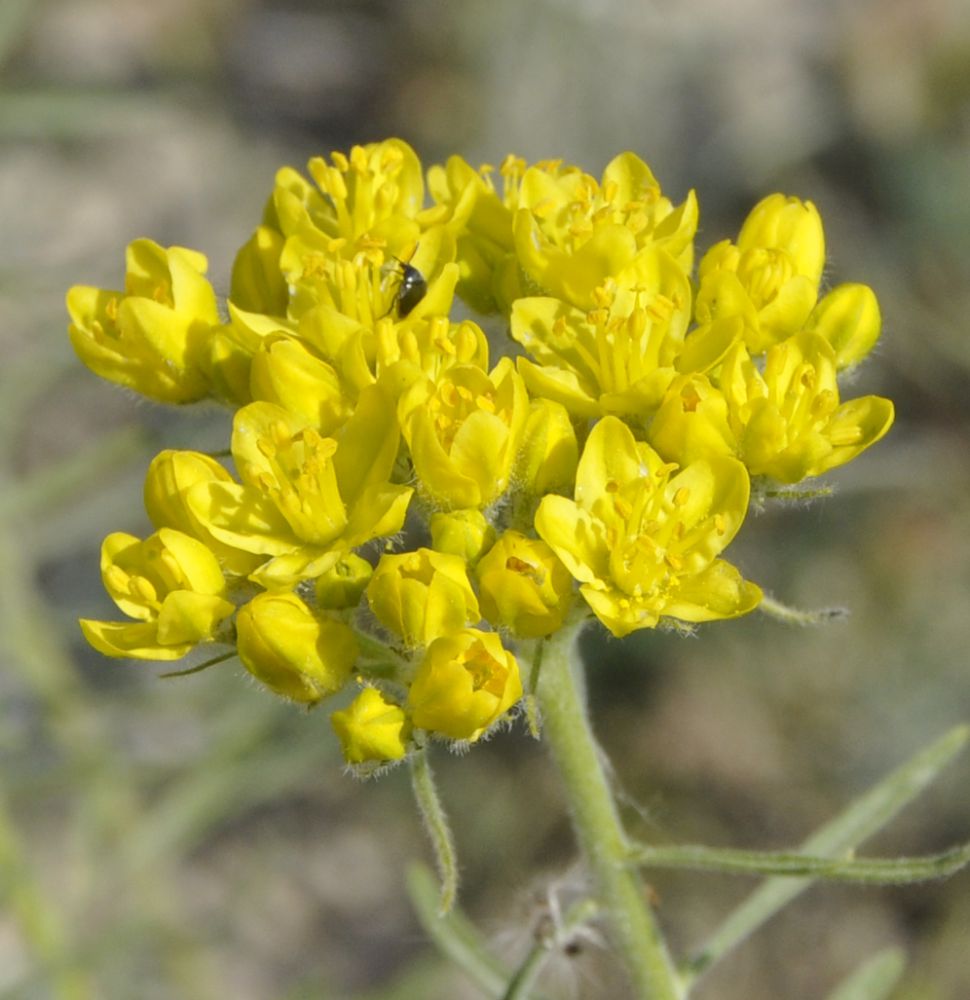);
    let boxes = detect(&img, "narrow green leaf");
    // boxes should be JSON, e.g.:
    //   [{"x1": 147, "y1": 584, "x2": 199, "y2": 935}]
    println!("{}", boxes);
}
[
  {"x1": 757, "y1": 593, "x2": 848, "y2": 626},
  {"x1": 825, "y1": 947, "x2": 906, "y2": 1000},
  {"x1": 159, "y1": 651, "x2": 238, "y2": 680},
  {"x1": 684, "y1": 724, "x2": 969, "y2": 982},
  {"x1": 630, "y1": 841, "x2": 970, "y2": 883}
]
